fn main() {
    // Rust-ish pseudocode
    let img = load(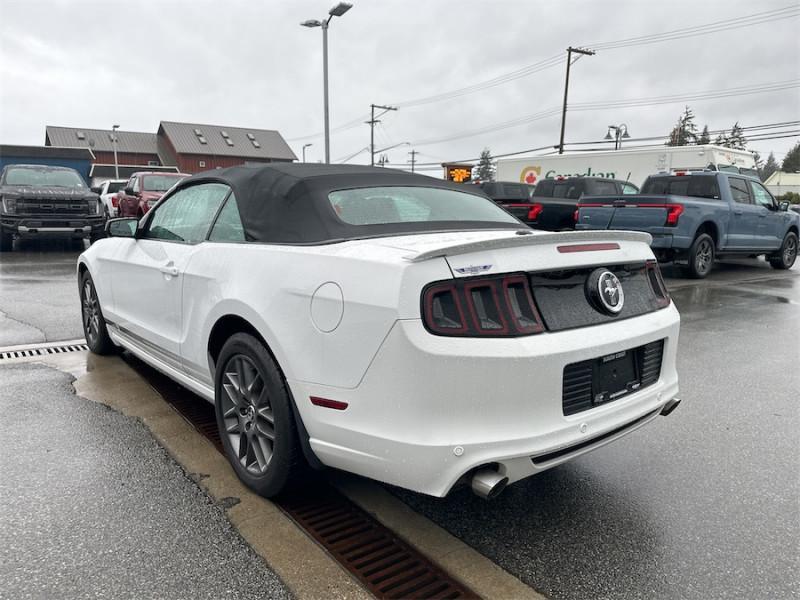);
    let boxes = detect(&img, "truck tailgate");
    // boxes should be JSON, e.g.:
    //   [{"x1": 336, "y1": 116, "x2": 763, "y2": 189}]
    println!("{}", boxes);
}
[{"x1": 578, "y1": 195, "x2": 673, "y2": 230}]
